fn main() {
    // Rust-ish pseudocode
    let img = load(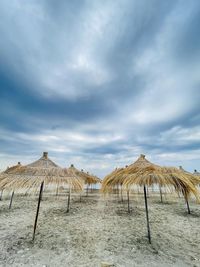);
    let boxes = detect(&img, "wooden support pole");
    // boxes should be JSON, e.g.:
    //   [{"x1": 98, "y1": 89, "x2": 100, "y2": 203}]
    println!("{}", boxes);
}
[
  {"x1": 33, "y1": 181, "x2": 44, "y2": 241},
  {"x1": 9, "y1": 191, "x2": 14, "y2": 209},
  {"x1": 67, "y1": 189, "x2": 71, "y2": 213},
  {"x1": 159, "y1": 185, "x2": 163, "y2": 203},
  {"x1": 144, "y1": 185, "x2": 151, "y2": 244},
  {"x1": 127, "y1": 189, "x2": 130, "y2": 213}
]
